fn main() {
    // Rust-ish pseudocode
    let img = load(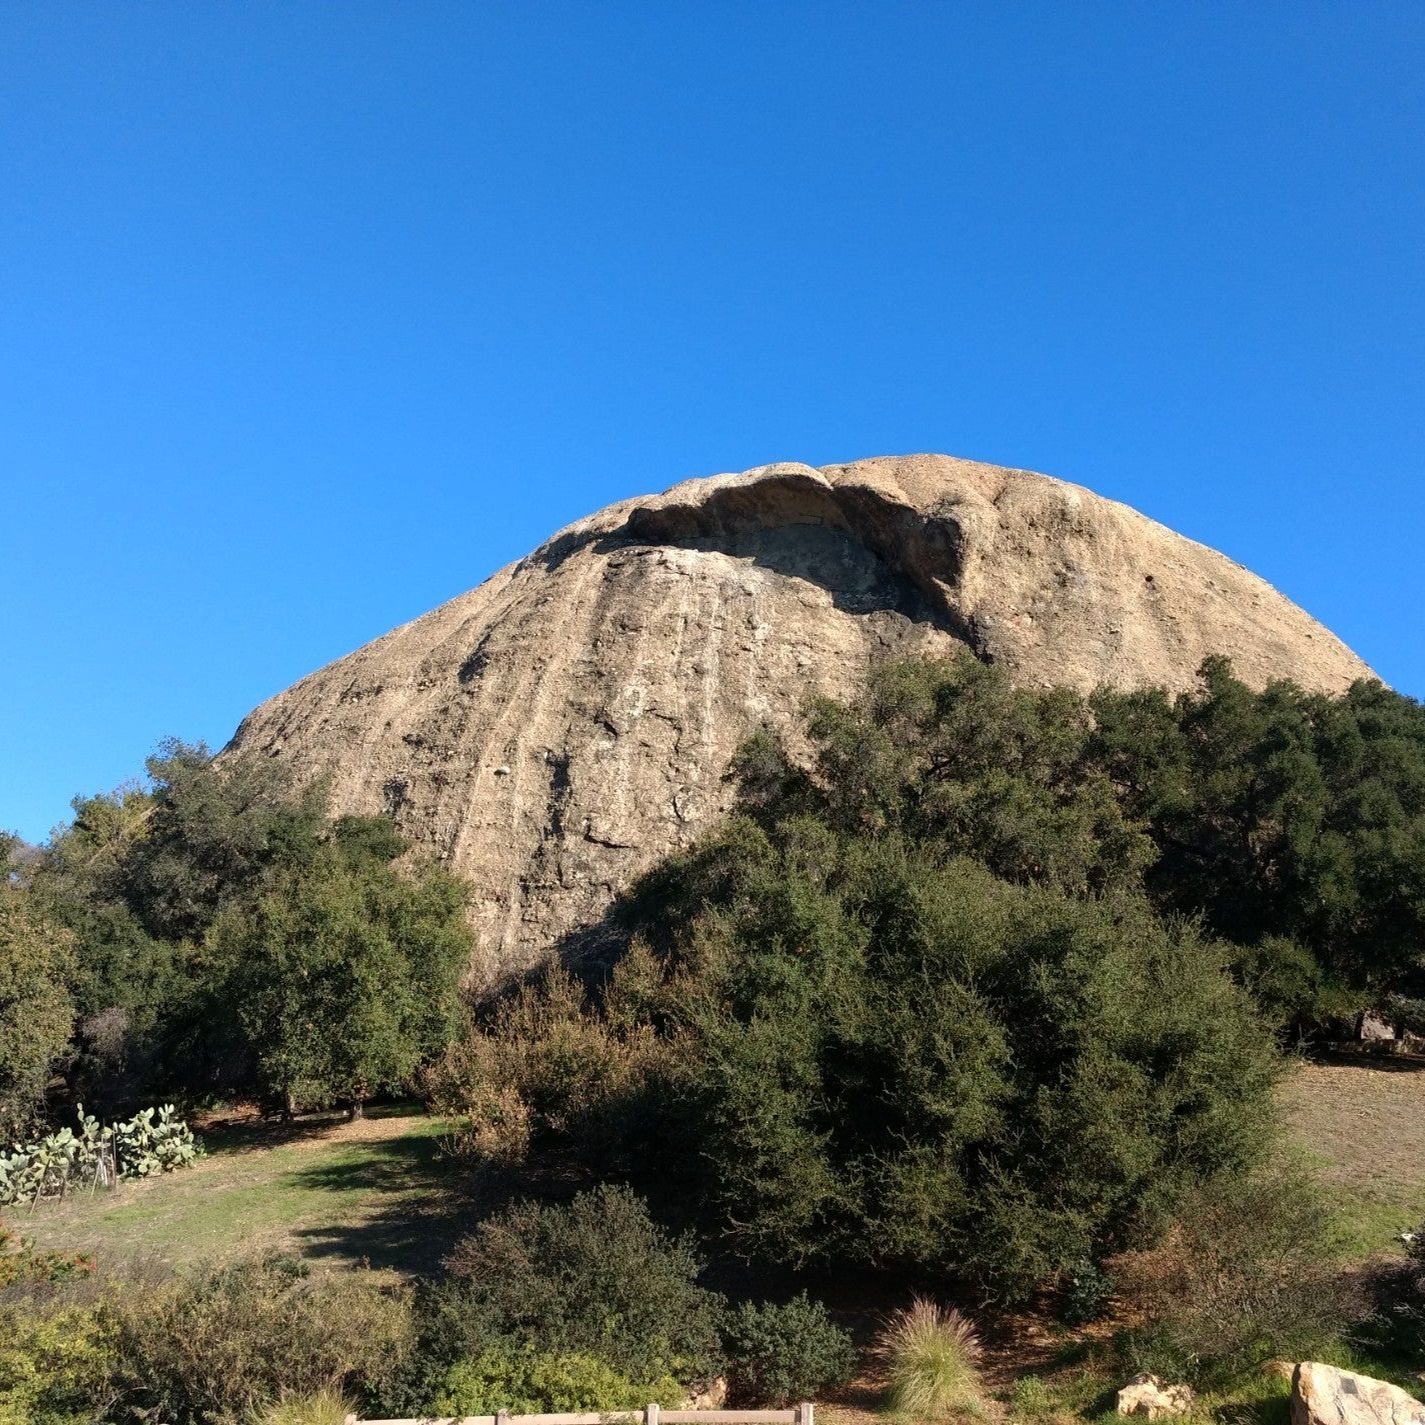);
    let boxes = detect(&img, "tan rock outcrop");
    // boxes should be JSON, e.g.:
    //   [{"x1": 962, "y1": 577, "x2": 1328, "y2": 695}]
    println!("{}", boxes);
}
[
  {"x1": 224, "y1": 454, "x2": 1374, "y2": 985},
  {"x1": 1117, "y1": 1374, "x2": 1196, "y2": 1419},
  {"x1": 1291, "y1": 1362, "x2": 1425, "y2": 1425}
]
